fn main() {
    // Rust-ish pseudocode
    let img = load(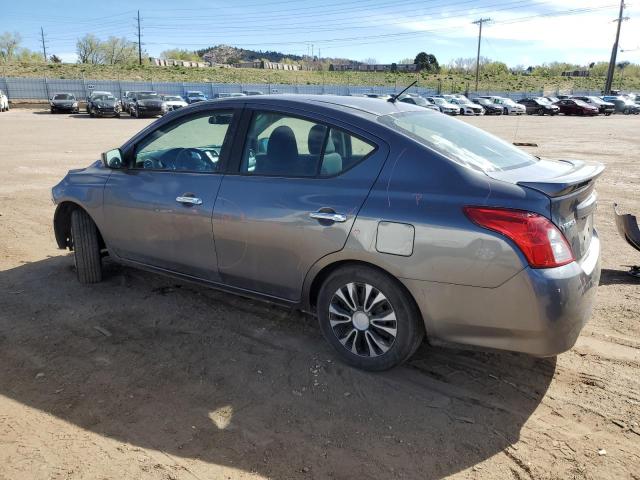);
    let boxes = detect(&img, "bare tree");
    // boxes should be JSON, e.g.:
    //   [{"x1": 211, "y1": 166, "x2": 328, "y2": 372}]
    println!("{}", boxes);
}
[
  {"x1": 76, "y1": 34, "x2": 104, "y2": 64},
  {"x1": 0, "y1": 31, "x2": 22, "y2": 62},
  {"x1": 362, "y1": 57, "x2": 379, "y2": 65}
]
